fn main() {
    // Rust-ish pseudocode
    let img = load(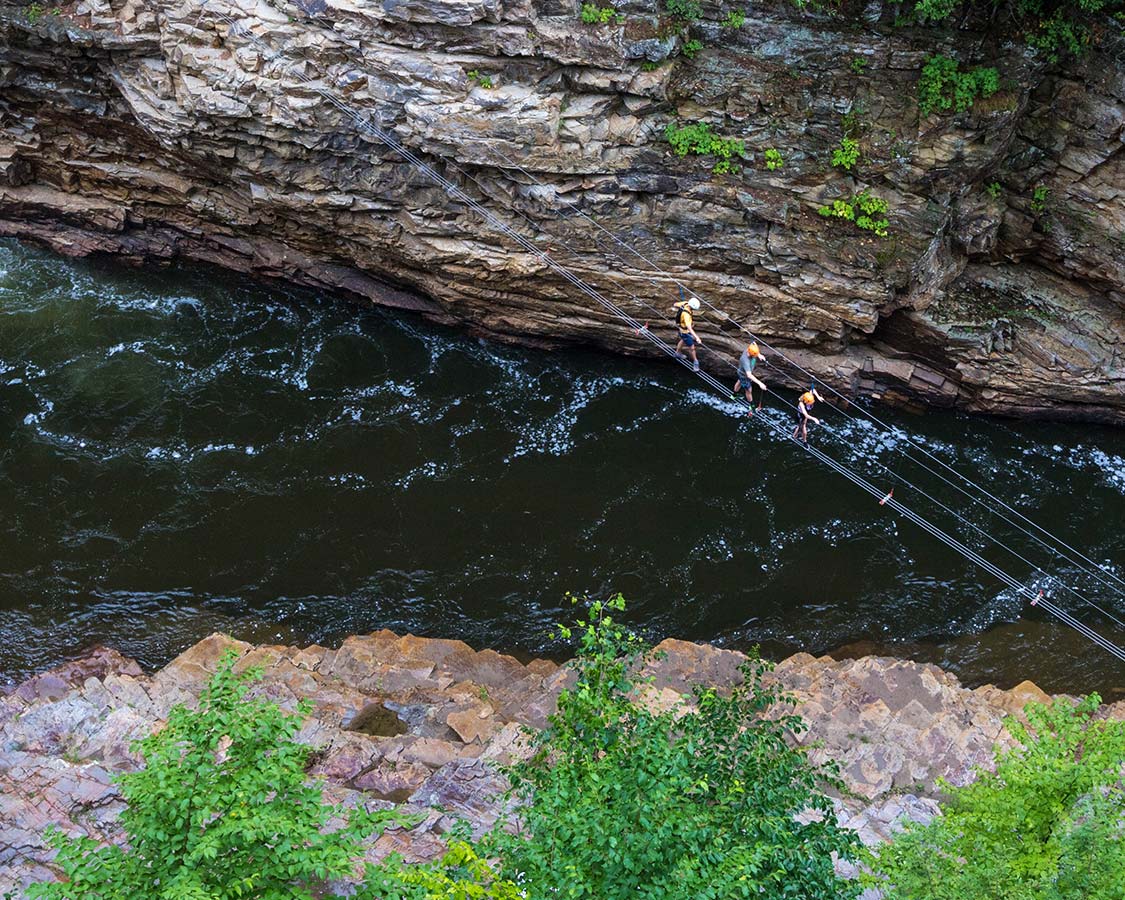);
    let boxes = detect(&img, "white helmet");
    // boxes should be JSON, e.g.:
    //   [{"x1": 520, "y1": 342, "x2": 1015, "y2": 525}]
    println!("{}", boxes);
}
[{"x1": 688, "y1": 298, "x2": 701, "y2": 310}]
